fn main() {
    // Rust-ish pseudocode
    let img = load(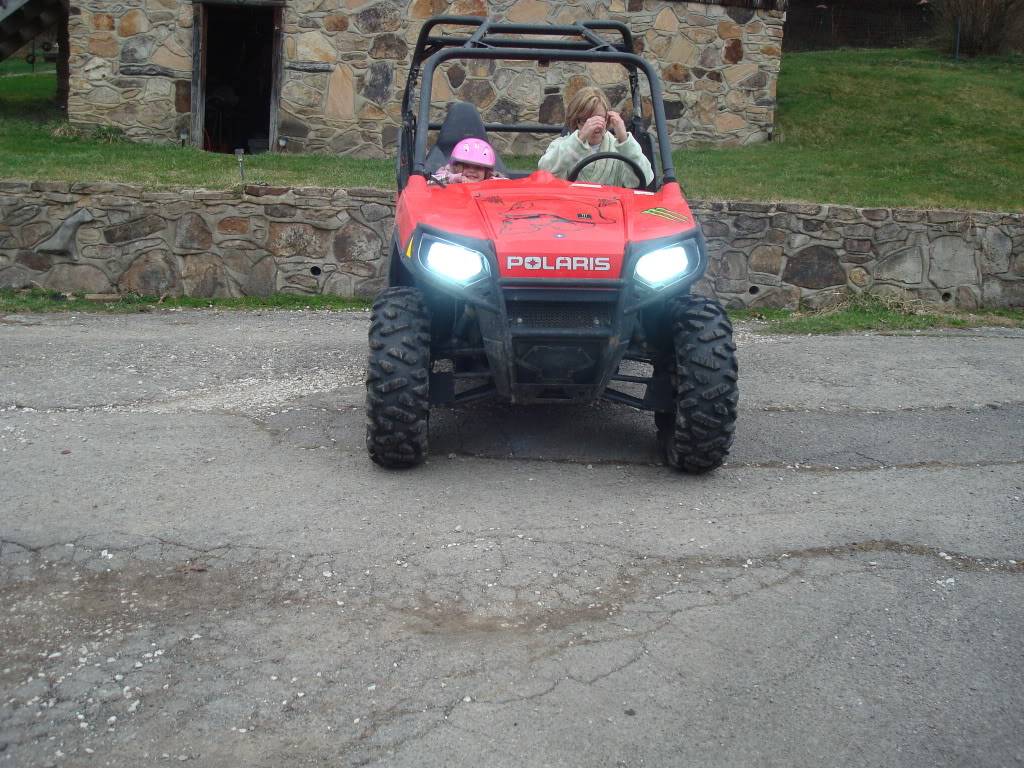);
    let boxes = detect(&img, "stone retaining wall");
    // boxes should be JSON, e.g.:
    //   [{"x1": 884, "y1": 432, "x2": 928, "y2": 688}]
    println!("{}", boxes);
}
[
  {"x1": 1, "y1": 180, "x2": 1022, "y2": 307},
  {"x1": 694, "y1": 201, "x2": 1024, "y2": 309},
  {"x1": 0, "y1": 181, "x2": 394, "y2": 298}
]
